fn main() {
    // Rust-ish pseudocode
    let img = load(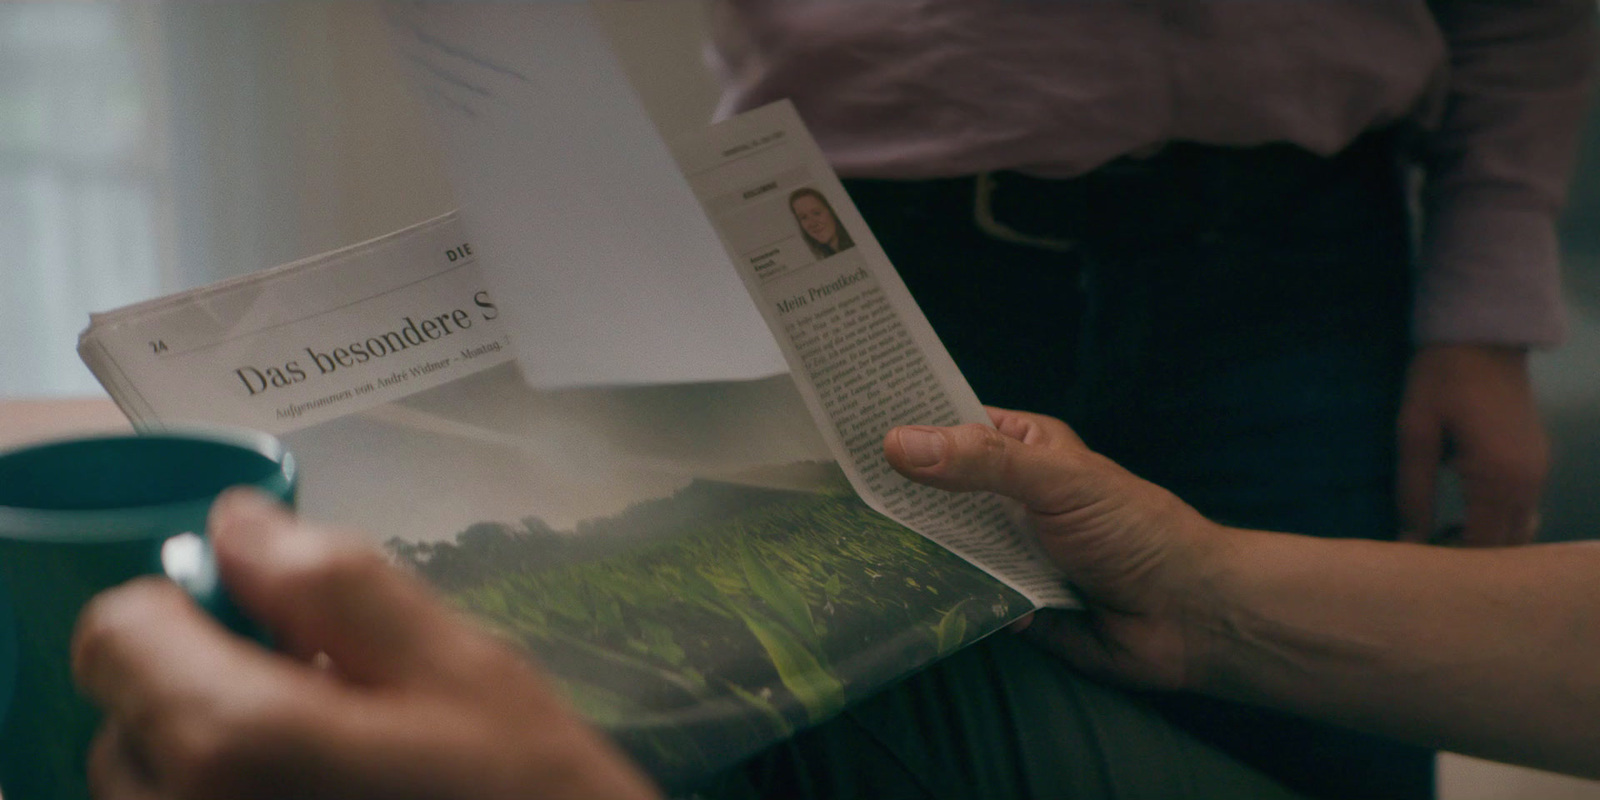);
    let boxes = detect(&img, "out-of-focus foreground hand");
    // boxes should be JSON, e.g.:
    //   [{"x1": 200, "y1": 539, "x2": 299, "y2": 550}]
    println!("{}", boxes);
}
[
  {"x1": 1396, "y1": 344, "x2": 1549, "y2": 547},
  {"x1": 882, "y1": 408, "x2": 1228, "y2": 692},
  {"x1": 71, "y1": 489, "x2": 662, "y2": 800}
]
